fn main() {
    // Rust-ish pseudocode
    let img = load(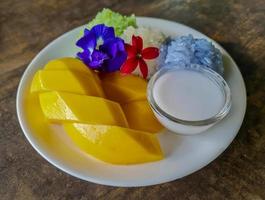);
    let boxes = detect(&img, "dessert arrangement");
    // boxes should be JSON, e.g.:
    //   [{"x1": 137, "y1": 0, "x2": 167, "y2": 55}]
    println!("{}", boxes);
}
[{"x1": 26, "y1": 8, "x2": 231, "y2": 165}]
